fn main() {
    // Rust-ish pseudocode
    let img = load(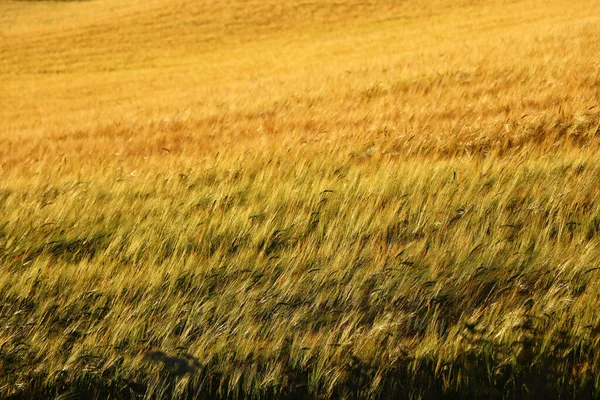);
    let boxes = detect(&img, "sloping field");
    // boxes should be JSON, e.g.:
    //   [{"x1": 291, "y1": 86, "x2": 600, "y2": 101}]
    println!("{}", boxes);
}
[{"x1": 1, "y1": 0, "x2": 600, "y2": 398}]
